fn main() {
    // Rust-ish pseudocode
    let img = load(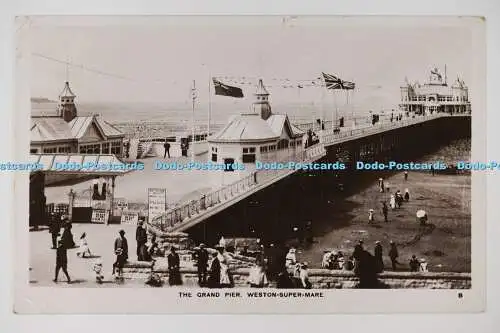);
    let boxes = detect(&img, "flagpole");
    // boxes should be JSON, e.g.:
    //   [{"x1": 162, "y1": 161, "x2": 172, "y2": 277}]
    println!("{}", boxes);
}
[
  {"x1": 321, "y1": 77, "x2": 325, "y2": 131},
  {"x1": 332, "y1": 90, "x2": 336, "y2": 130},
  {"x1": 208, "y1": 73, "x2": 211, "y2": 139},
  {"x1": 192, "y1": 80, "x2": 196, "y2": 163}
]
